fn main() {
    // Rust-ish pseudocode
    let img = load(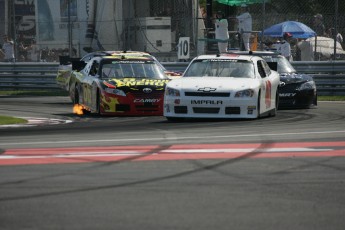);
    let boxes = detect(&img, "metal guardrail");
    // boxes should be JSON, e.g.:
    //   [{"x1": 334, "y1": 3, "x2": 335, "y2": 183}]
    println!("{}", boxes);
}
[
  {"x1": 0, "y1": 61, "x2": 345, "y2": 95},
  {"x1": 292, "y1": 61, "x2": 345, "y2": 74},
  {"x1": 0, "y1": 62, "x2": 59, "y2": 90}
]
